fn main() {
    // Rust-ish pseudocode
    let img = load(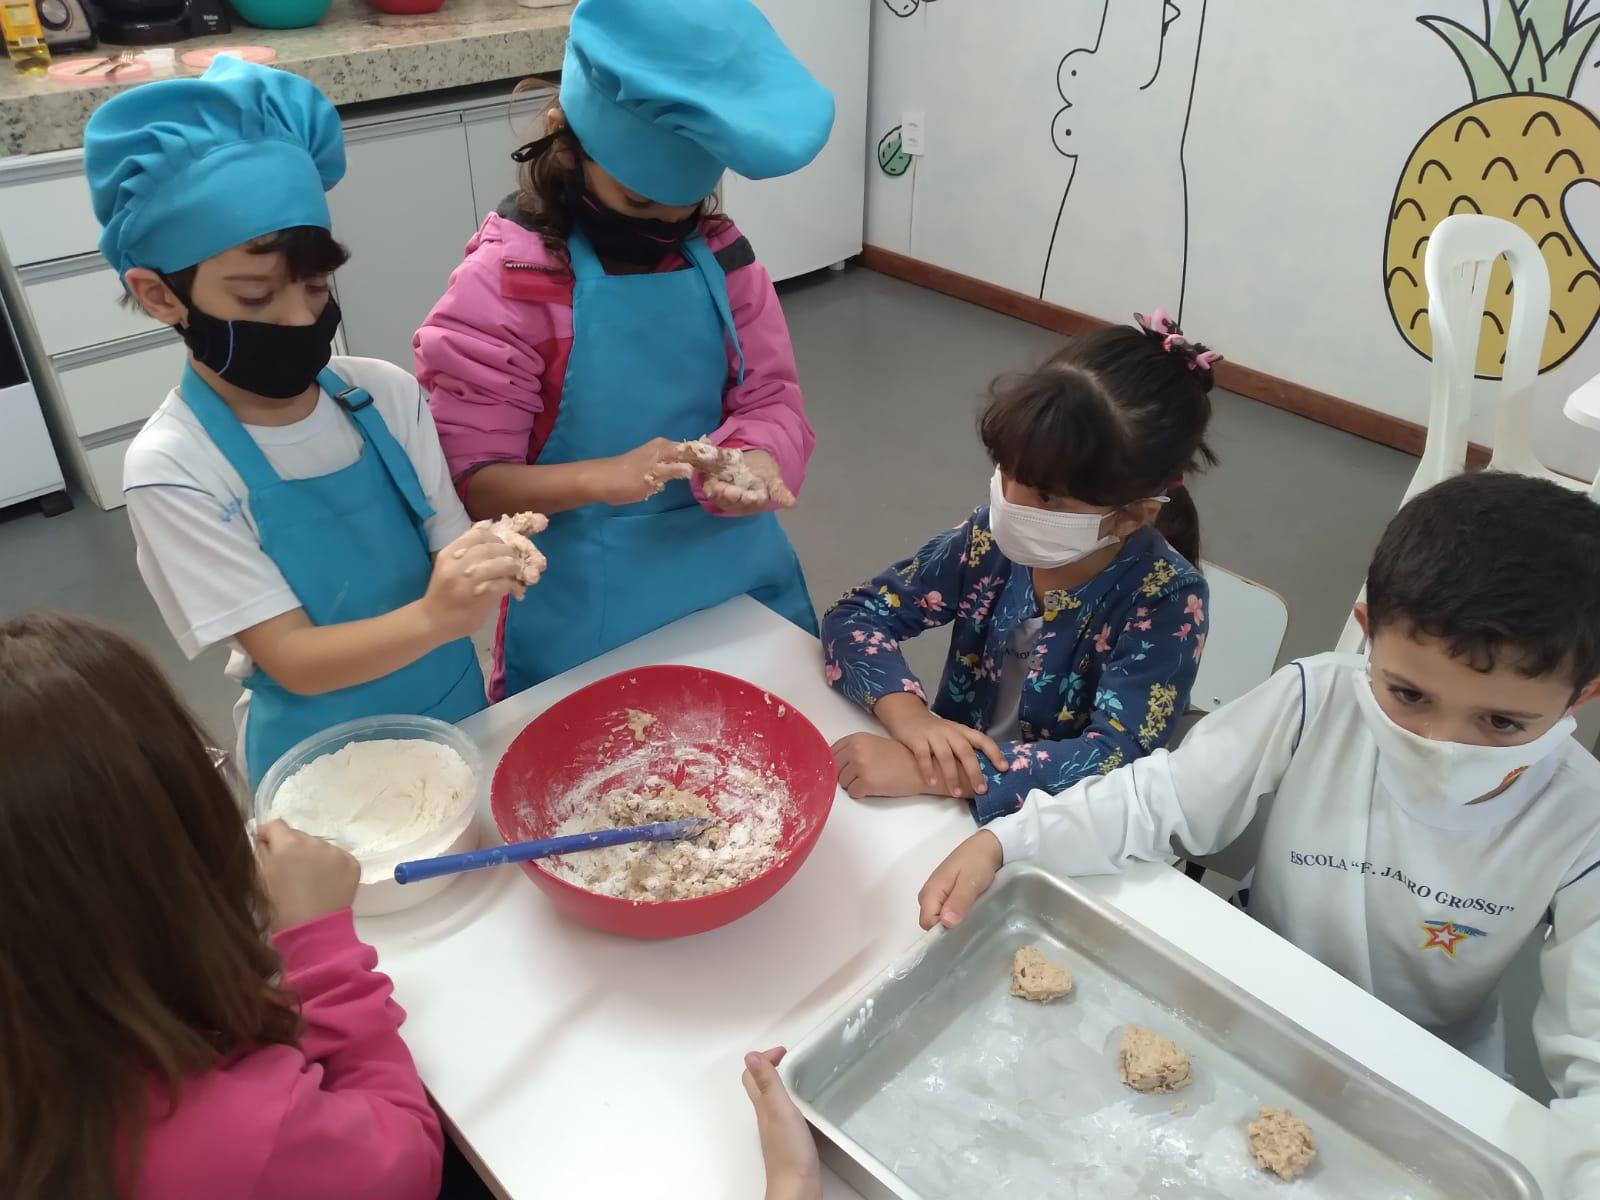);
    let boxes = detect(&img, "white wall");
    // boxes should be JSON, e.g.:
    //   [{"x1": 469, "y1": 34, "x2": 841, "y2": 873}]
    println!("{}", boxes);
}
[{"x1": 866, "y1": 0, "x2": 1600, "y2": 479}]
